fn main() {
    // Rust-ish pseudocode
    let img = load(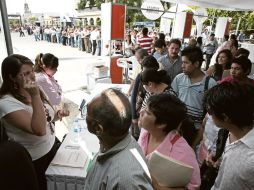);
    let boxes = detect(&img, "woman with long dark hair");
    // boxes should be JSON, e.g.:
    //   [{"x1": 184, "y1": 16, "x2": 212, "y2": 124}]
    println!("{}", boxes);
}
[{"x1": 0, "y1": 54, "x2": 69, "y2": 190}]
